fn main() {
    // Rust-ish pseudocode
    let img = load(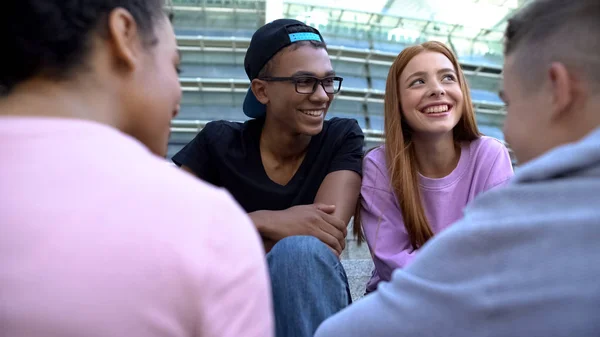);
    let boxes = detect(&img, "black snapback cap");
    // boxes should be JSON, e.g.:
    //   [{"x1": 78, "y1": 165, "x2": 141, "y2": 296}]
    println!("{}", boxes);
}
[{"x1": 242, "y1": 19, "x2": 325, "y2": 118}]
